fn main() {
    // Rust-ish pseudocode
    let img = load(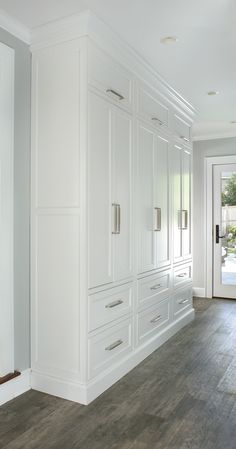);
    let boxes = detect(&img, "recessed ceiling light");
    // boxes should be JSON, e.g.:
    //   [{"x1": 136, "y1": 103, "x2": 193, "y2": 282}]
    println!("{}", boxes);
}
[
  {"x1": 160, "y1": 36, "x2": 179, "y2": 44},
  {"x1": 207, "y1": 91, "x2": 219, "y2": 96}
]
